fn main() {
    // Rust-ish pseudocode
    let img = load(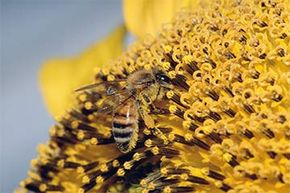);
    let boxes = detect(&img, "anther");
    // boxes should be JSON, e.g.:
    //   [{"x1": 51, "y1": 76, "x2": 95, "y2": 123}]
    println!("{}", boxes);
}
[
  {"x1": 172, "y1": 74, "x2": 190, "y2": 90},
  {"x1": 208, "y1": 132, "x2": 223, "y2": 144},
  {"x1": 192, "y1": 137, "x2": 210, "y2": 151},
  {"x1": 206, "y1": 90, "x2": 219, "y2": 101},
  {"x1": 166, "y1": 91, "x2": 188, "y2": 108},
  {"x1": 263, "y1": 128, "x2": 275, "y2": 138},
  {"x1": 207, "y1": 169, "x2": 226, "y2": 180},
  {"x1": 224, "y1": 108, "x2": 236, "y2": 118},
  {"x1": 205, "y1": 58, "x2": 217, "y2": 69},
  {"x1": 223, "y1": 153, "x2": 239, "y2": 167},
  {"x1": 169, "y1": 105, "x2": 185, "y2": 119},
  {"x1": 187, "y1": 175, "x2": 209, "y2": 185},
  {"x1": 164, "y1": 53, "x2": 178, "y2": 68},
  {"x1": 243, "y1": 128, "x2": 254, "y2": 139},
  {"x1": 243, "y1": 104, "x2": 255, "y2": 114},
  {"x1": 208, "y1": 111, "x2": 222, "y2": 121},
  {"x1": 220, "y1": 183, "x2": 232, "y2": 192}
]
